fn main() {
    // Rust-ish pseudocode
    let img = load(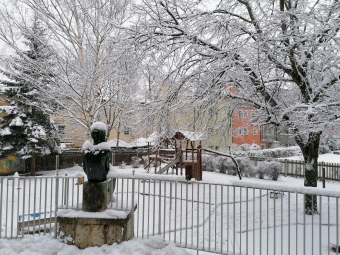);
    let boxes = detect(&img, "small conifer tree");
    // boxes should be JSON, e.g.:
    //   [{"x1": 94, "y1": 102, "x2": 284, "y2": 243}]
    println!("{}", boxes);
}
[{"x1": 0, "y1": 16, "x2": 60, "y2": 167}]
